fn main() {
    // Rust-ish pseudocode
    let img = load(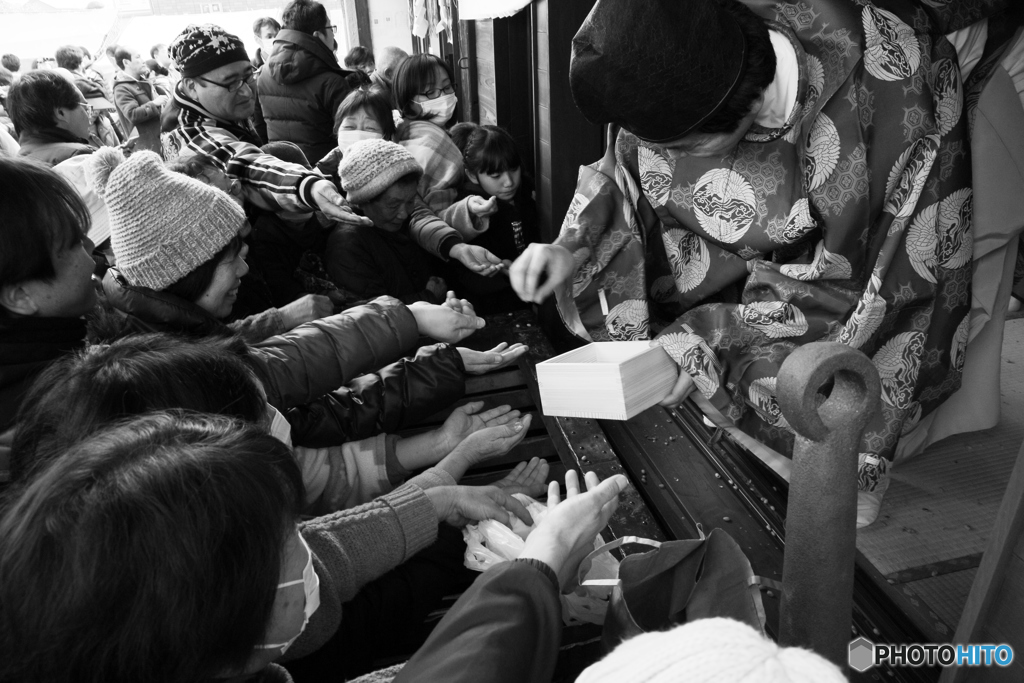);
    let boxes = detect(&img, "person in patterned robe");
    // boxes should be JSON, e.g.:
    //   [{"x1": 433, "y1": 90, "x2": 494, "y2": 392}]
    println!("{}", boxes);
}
[{"x1": 510, "y1": 0, "x2": 1011, "y2": 526}]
